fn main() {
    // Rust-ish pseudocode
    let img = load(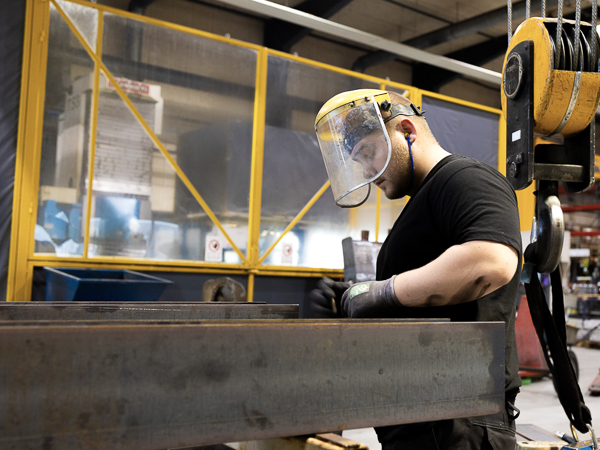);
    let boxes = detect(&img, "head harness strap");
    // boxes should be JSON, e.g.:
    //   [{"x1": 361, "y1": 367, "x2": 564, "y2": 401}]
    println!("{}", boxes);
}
[{"x1": 383, "y1": 103, "x2": 423, "y2": 124}]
